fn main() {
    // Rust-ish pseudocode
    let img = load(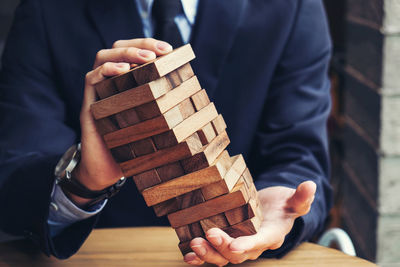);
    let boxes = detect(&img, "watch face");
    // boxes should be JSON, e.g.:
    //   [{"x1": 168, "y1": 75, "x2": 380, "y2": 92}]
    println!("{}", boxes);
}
[{"x1": 54, "y1": 144, "x2": 79, "y2": 178}]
